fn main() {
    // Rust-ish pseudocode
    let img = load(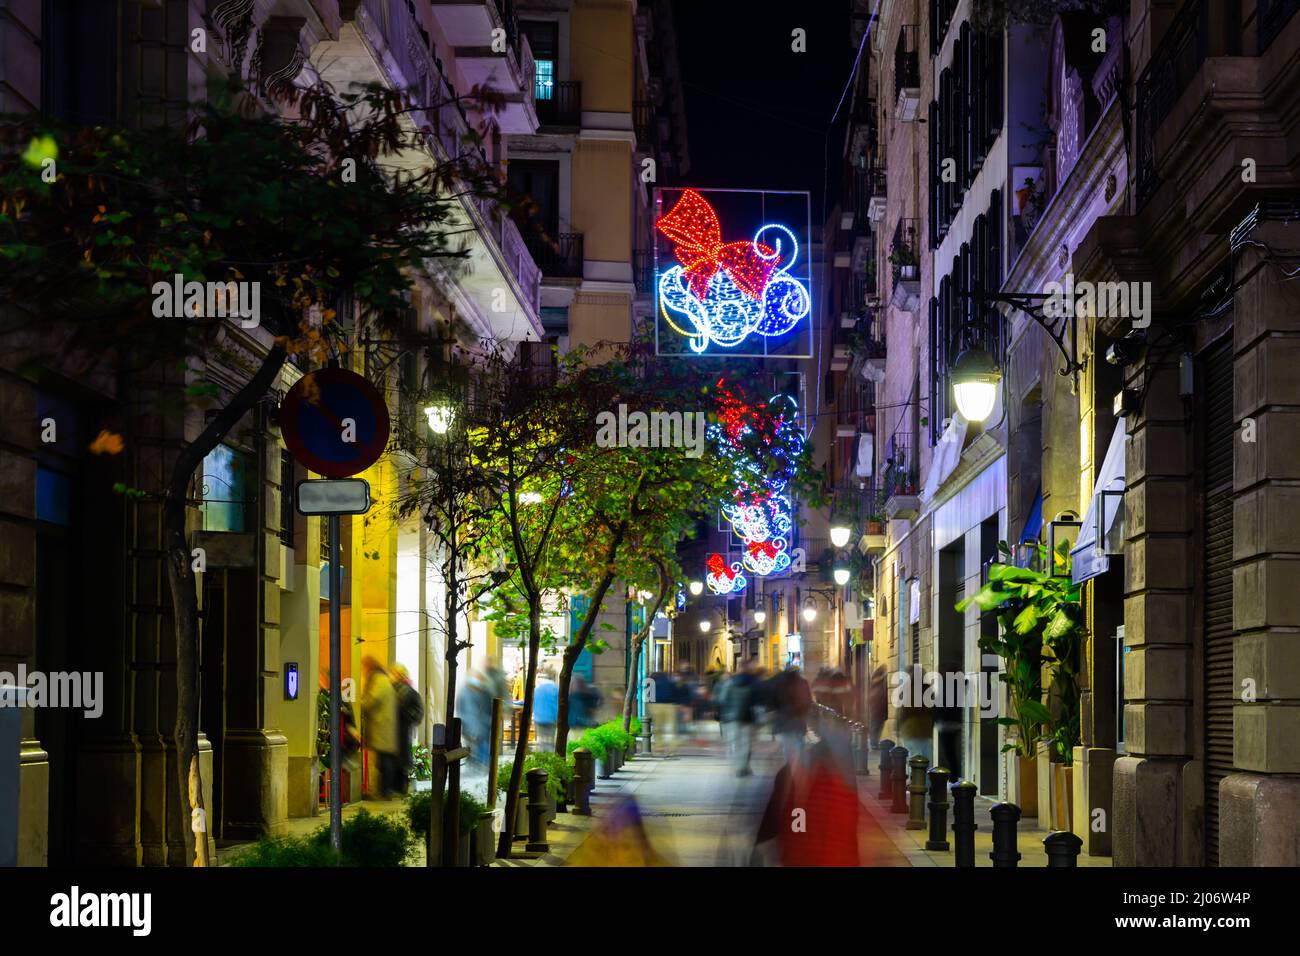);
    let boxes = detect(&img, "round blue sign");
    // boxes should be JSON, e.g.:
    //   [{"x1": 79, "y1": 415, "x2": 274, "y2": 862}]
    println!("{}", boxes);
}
[{"x1": 280, "y1": 368, "x2": 390, "y2": 478}]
